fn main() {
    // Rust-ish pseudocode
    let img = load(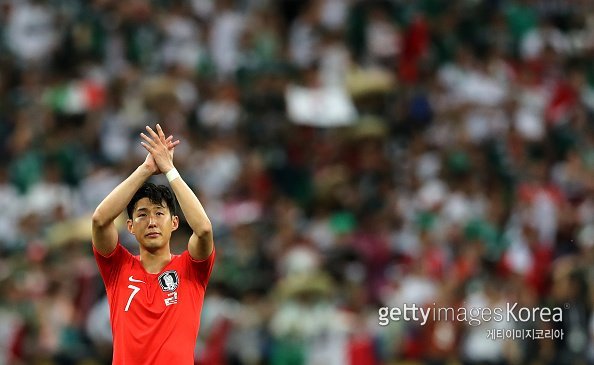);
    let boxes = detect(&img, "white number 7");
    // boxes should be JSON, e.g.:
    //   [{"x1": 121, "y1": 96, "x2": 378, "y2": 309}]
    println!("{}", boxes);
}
[{"x1": 125, "y1": 285, "x2": 140, "y2": 312}]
